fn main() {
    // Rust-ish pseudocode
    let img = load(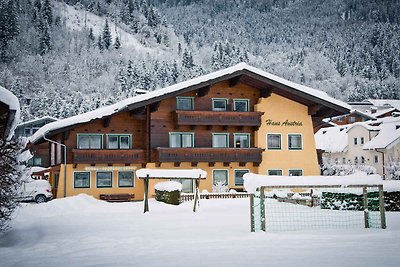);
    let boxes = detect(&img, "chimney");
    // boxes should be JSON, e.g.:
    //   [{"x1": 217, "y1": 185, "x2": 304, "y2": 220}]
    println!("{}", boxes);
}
[{"x1": 370, "y1": 107, "x2": 377, "y2": 114}]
